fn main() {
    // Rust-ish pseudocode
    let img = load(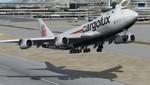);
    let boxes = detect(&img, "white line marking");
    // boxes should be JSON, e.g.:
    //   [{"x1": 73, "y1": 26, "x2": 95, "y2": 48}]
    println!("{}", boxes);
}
[
  {"x1": 0, "y1": 65, "x2": 11, "y2": 70},
  {"x1": 41, "y1": 78, "x2": 59, "y2": 85}
]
